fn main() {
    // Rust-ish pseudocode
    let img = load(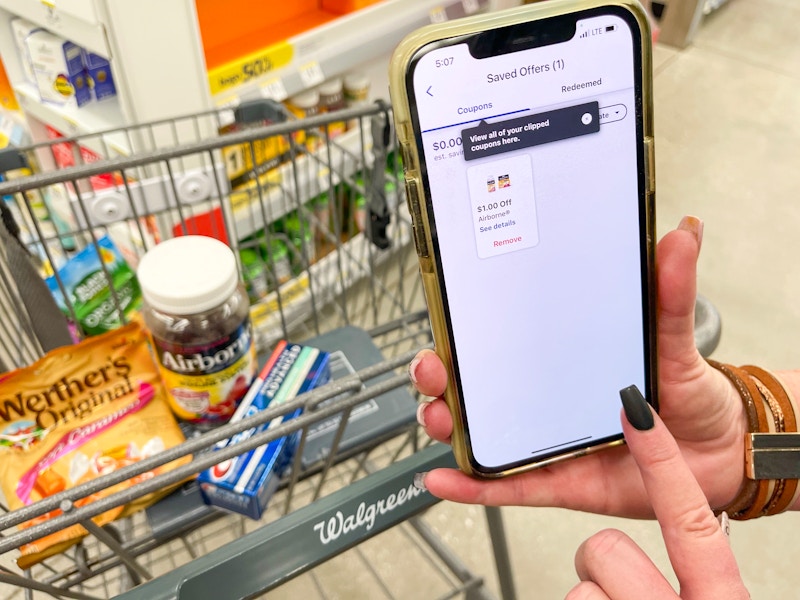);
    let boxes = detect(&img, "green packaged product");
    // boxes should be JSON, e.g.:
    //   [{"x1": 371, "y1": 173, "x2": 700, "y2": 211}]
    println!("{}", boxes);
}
[
  {"x1": 240, "y1": 247, "x2": 268, "y2": 302},
  {"x1": 282, "y1": 212, "x2": 315, "y2": 273},
  {"x1": 45, "y1": 235, "x2": 142, "y2": 336}
]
